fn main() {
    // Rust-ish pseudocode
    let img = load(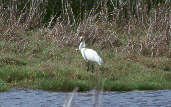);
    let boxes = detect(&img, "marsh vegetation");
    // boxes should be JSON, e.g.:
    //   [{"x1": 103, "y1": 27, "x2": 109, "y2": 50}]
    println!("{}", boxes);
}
[{"x1": 0, "y1": 0, "x2": 171, "y2": 92}]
